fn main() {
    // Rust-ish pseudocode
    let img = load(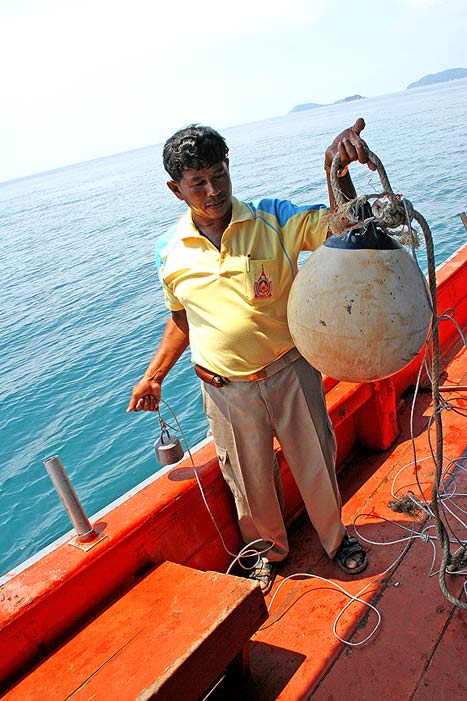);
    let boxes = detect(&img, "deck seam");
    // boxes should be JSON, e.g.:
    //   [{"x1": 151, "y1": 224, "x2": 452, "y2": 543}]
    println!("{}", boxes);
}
[{"x1": 407, "y1": 604, "x2": 458, "y2": 700}]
